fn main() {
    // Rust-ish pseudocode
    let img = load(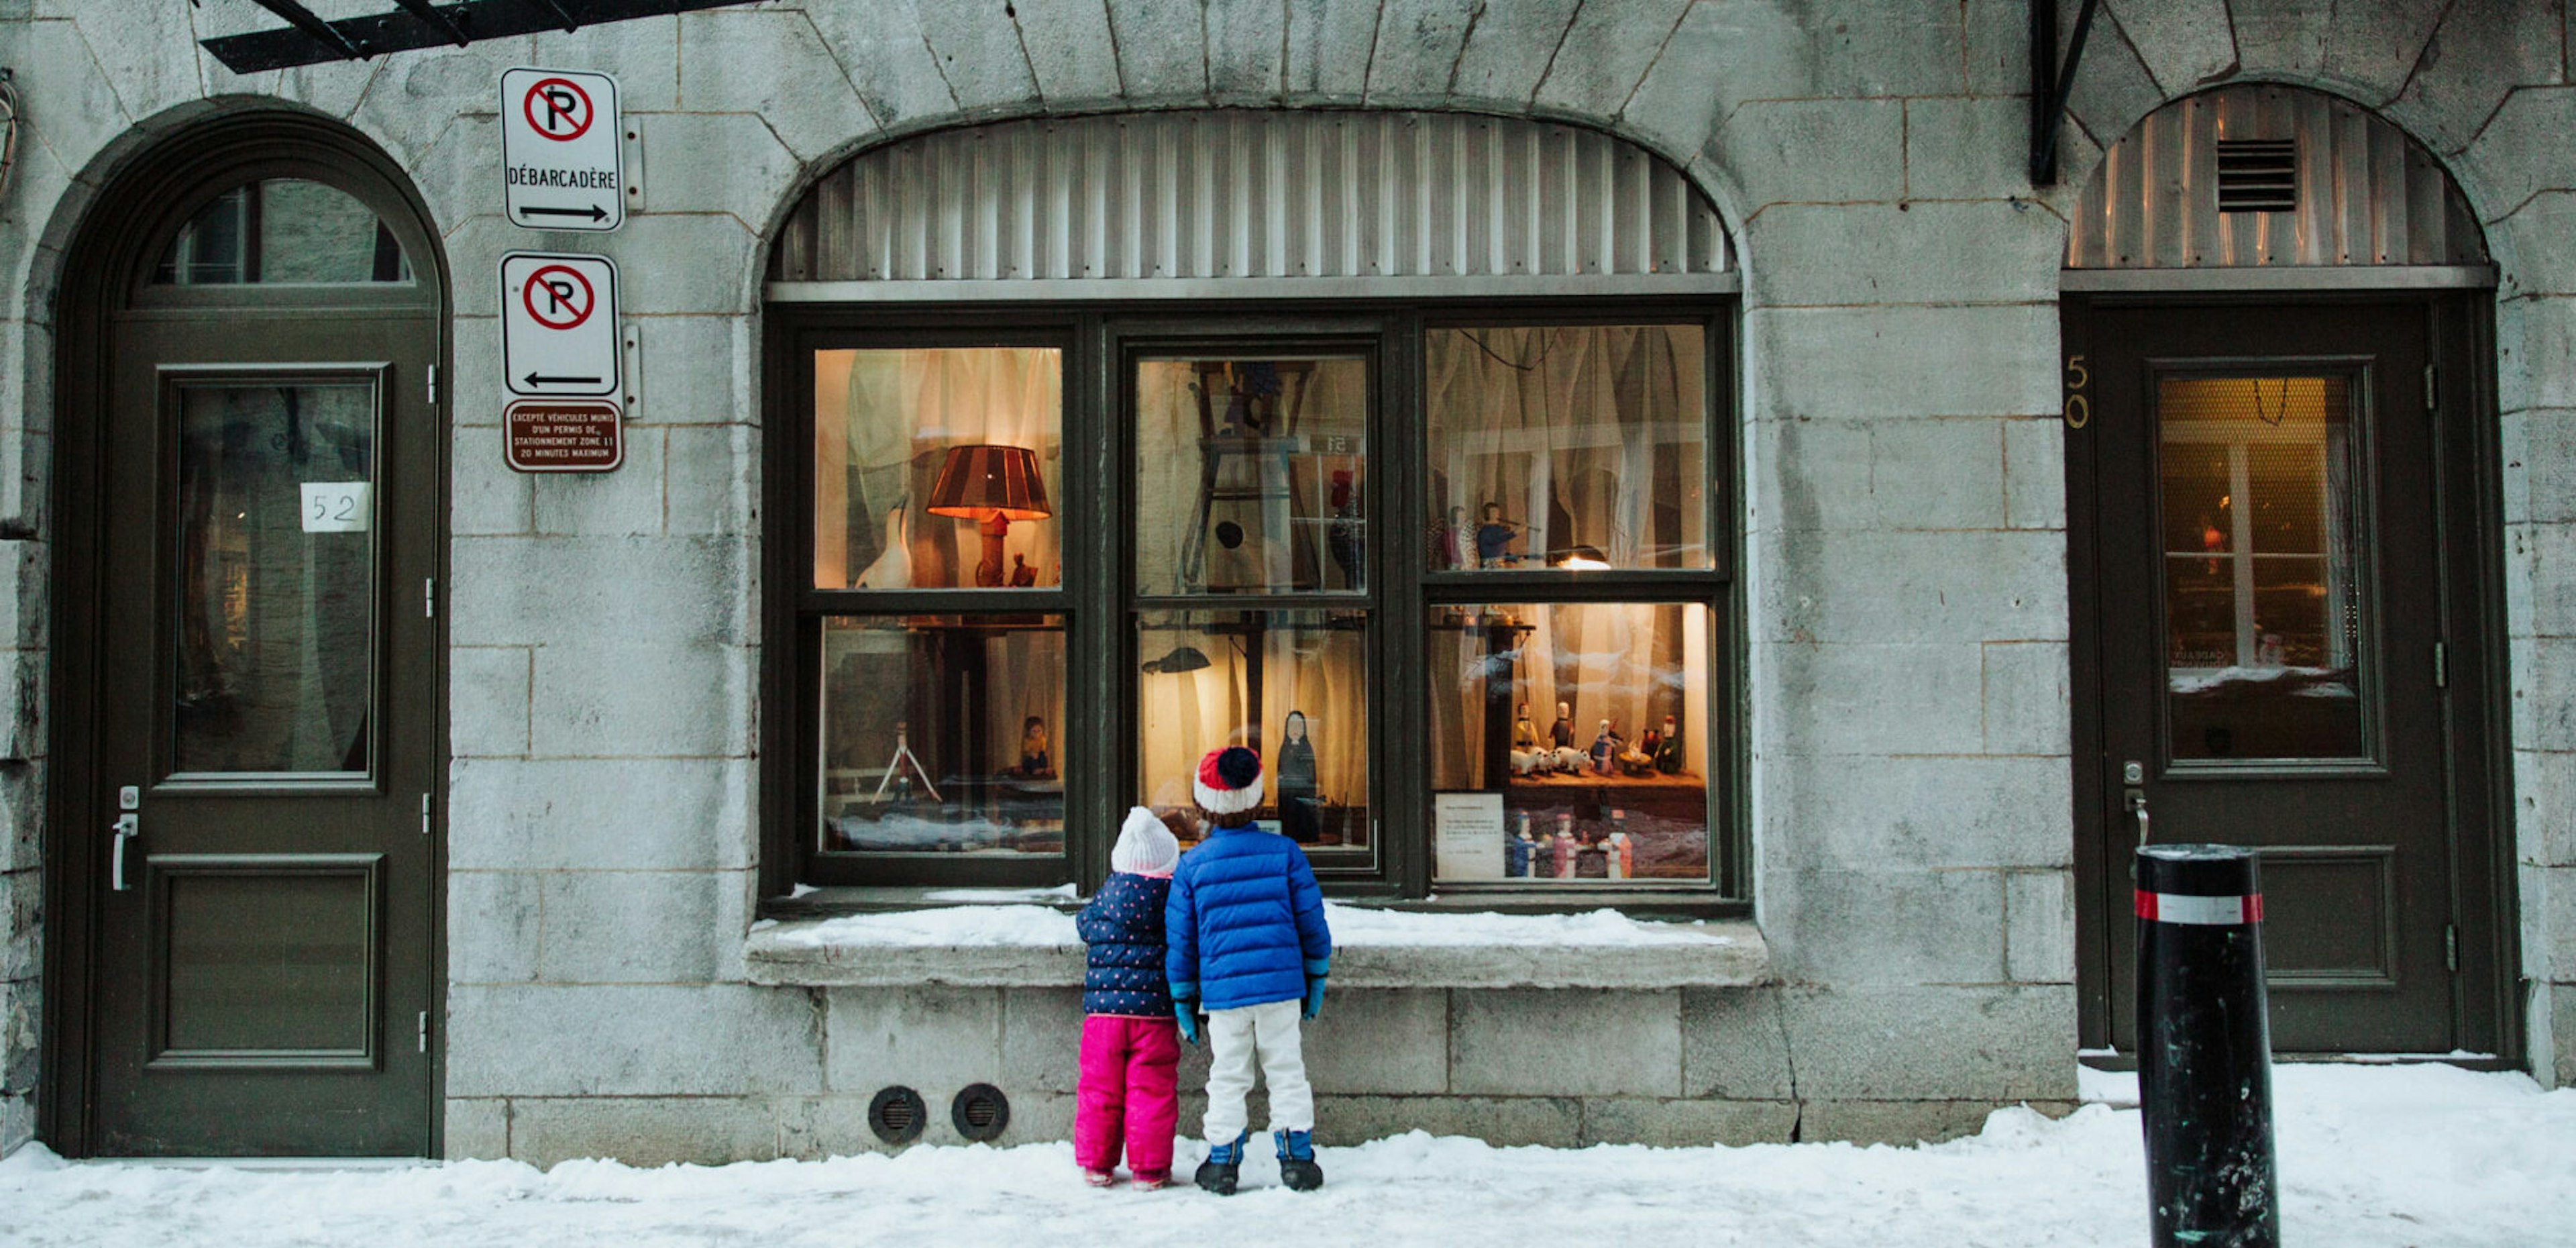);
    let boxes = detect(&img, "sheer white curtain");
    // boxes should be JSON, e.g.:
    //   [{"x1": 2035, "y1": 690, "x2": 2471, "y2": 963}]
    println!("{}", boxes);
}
[{"x1": 1424, "y1": 326, "x2": 1704, "y2": 569}]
